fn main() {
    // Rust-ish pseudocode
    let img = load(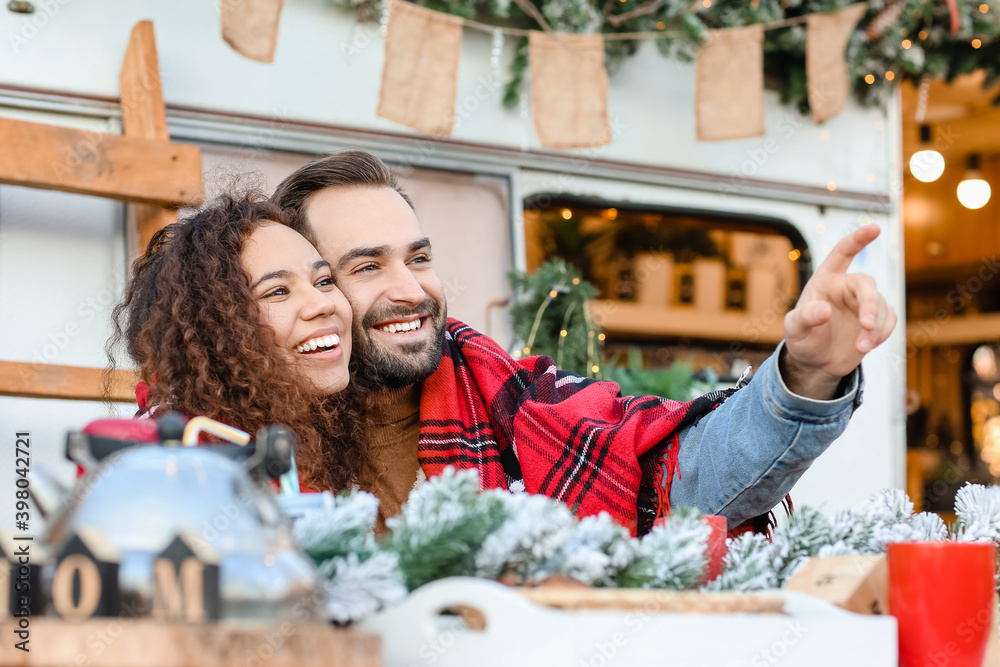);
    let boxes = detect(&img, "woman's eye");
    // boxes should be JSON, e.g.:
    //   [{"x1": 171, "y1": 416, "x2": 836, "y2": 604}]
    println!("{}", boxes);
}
[
  {"x1": 263, "y1": 287, "x2": 288, "y2": 298},
  {"x1": 316, "y1": 276, "x2": 335, "y2": 288}
]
